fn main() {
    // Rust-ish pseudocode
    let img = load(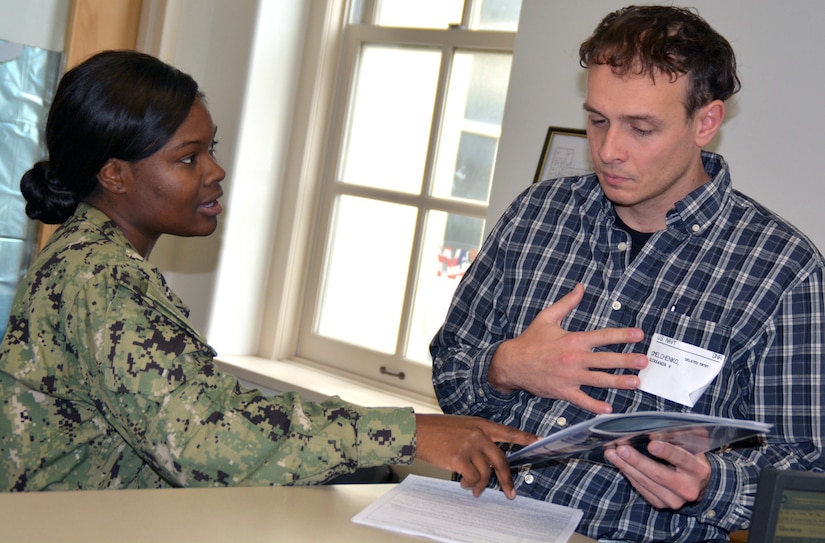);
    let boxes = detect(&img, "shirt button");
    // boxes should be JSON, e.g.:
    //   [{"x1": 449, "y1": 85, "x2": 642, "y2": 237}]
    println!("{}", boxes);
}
[
  {"x1": 612, "y1": 301, "x2": 622, "y2": 311},
  {"x1": 556, "y1": 417, "x2": 567, "y2": 427},
  {"x1": 692, "y1": 224, "x2": 701, "y2": 233},
  {"x1": 523, "y1": 474, "x2": 535, "y2": 484},
  {"x1": 617, "y1": 242, "x2": 628, "y2": 252},
  {"x1": 705, "y1": 510, "x2": 716, "y2": 519}
]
